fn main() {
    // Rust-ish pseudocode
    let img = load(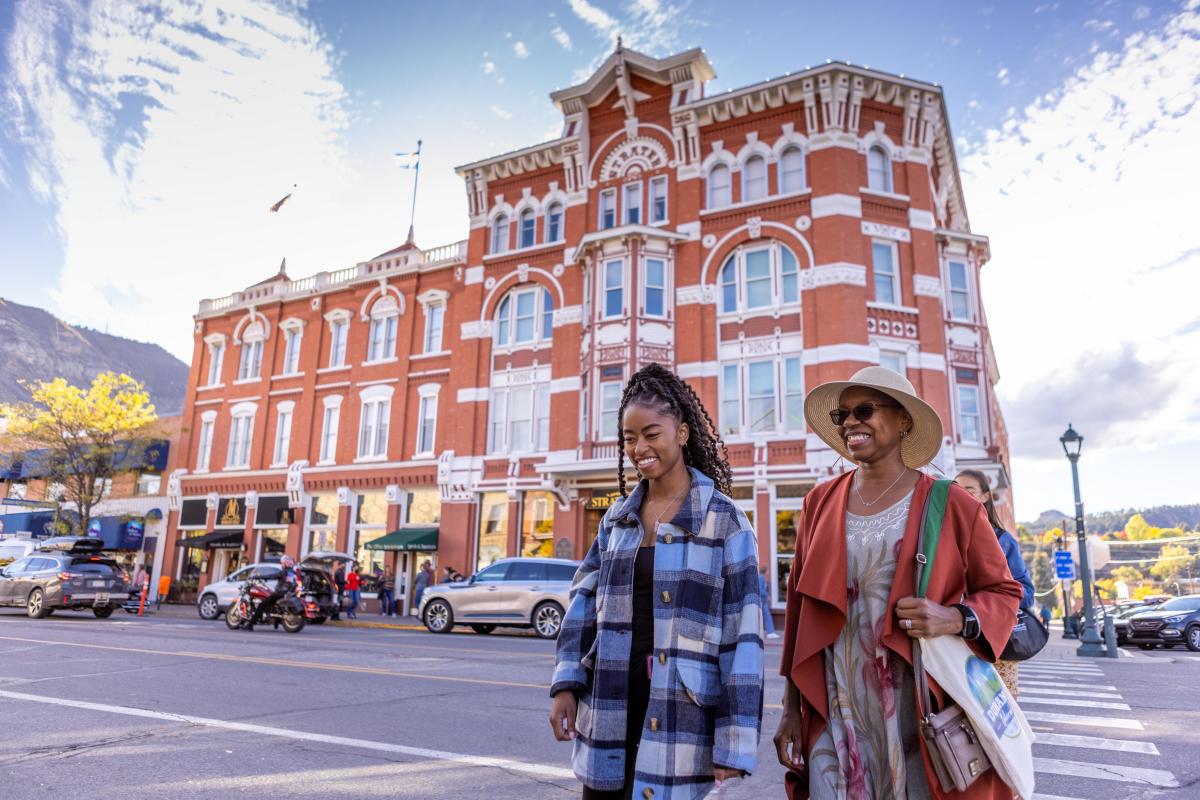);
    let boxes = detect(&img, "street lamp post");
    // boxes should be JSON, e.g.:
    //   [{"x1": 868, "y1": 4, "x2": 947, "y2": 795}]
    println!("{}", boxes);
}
[{"x1": 1060, "y1": 424, "x2": 1107, "y2": 657}]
